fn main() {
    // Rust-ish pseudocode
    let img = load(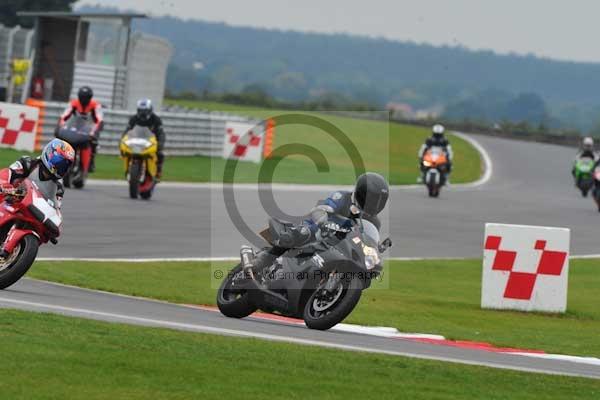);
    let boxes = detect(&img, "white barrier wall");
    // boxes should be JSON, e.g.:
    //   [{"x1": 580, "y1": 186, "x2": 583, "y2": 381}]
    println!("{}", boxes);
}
[
  {"x1": 25, "y1": 101, "x2": 265, "y2": 157},
  {"x1": 0, "y1": 102, "x2": 39, "y2": 151},
  {"x1": 222, "y1": 121, "x2": 265, "y2": 163},
  {"x1": 481, "y1": 223, "x2": 570, "y2": 313}
]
